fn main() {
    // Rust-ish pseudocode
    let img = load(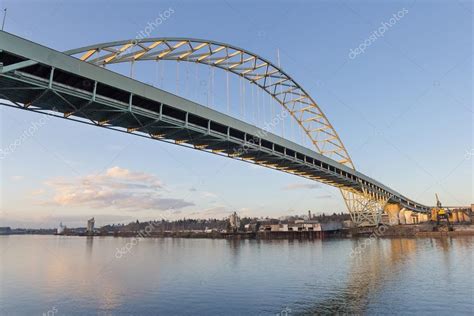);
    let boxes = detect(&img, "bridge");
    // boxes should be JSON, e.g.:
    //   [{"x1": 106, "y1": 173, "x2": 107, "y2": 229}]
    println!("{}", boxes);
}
[{"x1": 0, "y1": 31, "x2": 433, "y2": 226}]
